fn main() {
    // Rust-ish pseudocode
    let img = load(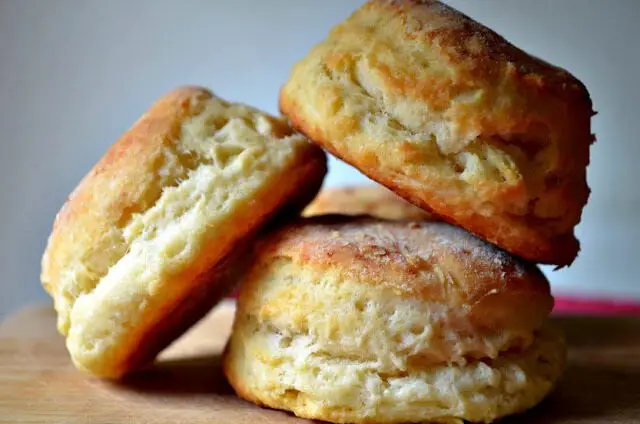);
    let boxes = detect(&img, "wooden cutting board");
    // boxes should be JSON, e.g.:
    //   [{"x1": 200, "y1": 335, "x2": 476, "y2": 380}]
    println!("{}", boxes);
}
[{"x1": 1, "y1": 302, "x2": 639, "y2": 424}]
